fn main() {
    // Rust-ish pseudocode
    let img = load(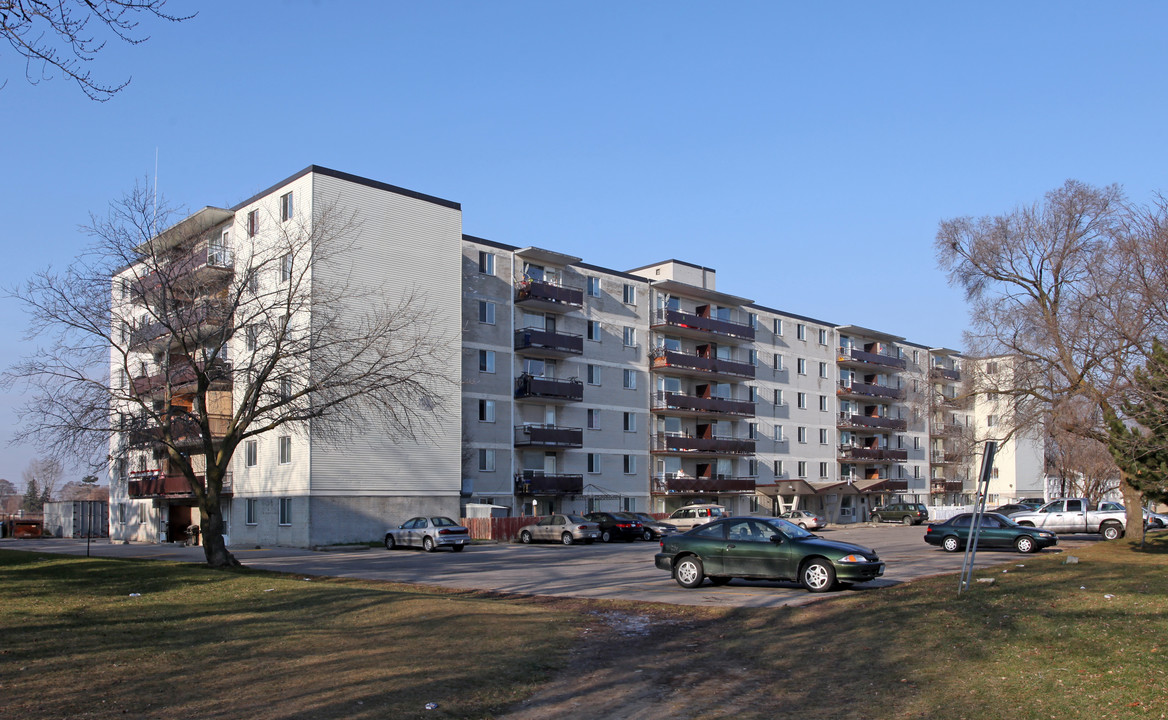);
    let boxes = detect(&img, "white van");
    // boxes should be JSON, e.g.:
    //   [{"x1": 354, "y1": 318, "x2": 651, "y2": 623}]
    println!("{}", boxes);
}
[{"x1": 667, "y1": 503, "x2": 727, "y2": 531}]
